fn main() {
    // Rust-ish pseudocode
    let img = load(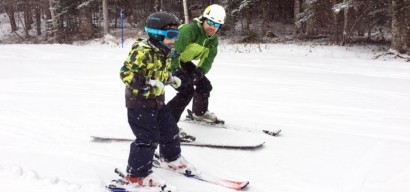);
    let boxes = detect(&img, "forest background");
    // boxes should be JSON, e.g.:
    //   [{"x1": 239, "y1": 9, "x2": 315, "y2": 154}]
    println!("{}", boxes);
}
[{"x1": 0, "y1": 0, "x2": 410, "y2": 56}]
